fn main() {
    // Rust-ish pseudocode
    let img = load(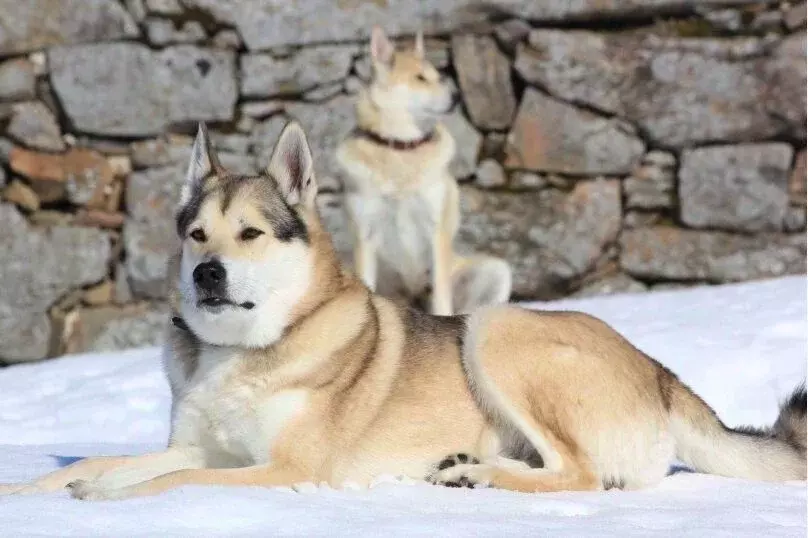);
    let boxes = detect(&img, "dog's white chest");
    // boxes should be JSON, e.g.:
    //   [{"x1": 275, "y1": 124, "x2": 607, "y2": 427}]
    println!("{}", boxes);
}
[{"x1": 173, "y1": 349, "x2": 308, "y2": 465}]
